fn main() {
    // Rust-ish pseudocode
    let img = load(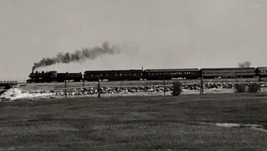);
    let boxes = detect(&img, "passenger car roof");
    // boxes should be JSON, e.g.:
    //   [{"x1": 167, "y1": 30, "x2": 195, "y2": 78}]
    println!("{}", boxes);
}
[
  {"x1": 201, "y1": 67, "x2": 255, "y2": 70},
  {"x1": 144, "y1": 68, "x2": 199, "y2": 72}
]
